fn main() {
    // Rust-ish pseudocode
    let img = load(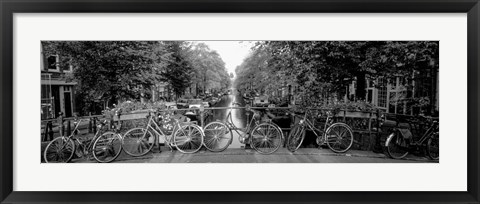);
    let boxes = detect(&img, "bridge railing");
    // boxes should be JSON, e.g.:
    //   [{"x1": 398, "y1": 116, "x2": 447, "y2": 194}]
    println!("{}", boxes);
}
[
  {"x1": 41, "y1": 114, "x2": 107, "y2": 142},
  {"x1": 42, "y1": 106, "x2": 385, "y2": 151}
]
